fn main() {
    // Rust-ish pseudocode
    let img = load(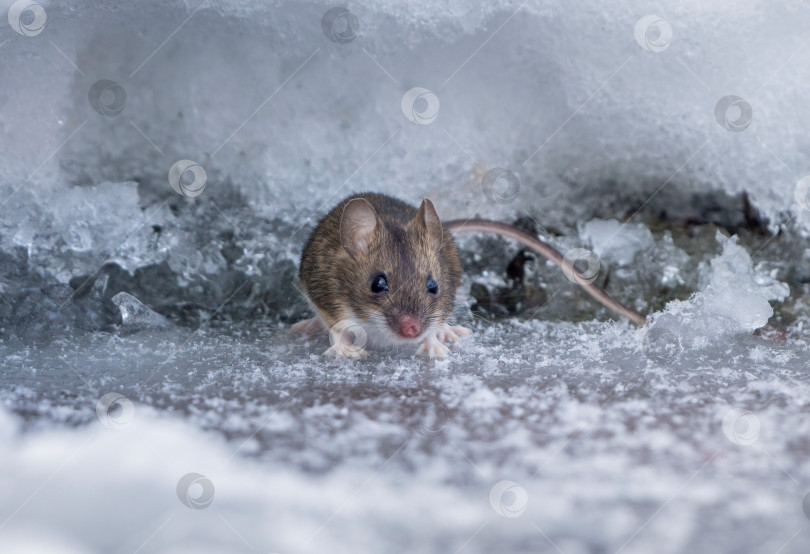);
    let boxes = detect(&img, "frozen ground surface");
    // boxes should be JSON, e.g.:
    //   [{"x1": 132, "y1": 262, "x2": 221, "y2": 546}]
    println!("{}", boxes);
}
[
  {"x1": 2, "y1": 0, "x2": 810, "y2": 552},
  {"x1": 1, "y1": 315, "x2": 810, "y2": 554}
]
